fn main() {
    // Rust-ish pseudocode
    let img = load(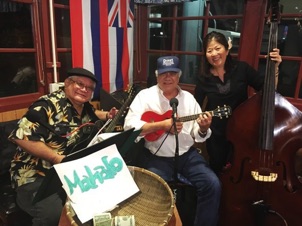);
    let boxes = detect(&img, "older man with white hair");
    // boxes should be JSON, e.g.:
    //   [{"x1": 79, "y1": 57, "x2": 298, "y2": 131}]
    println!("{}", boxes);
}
[{"x1": 124, "y1": 56, "x2": 221, "y2": 226}]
